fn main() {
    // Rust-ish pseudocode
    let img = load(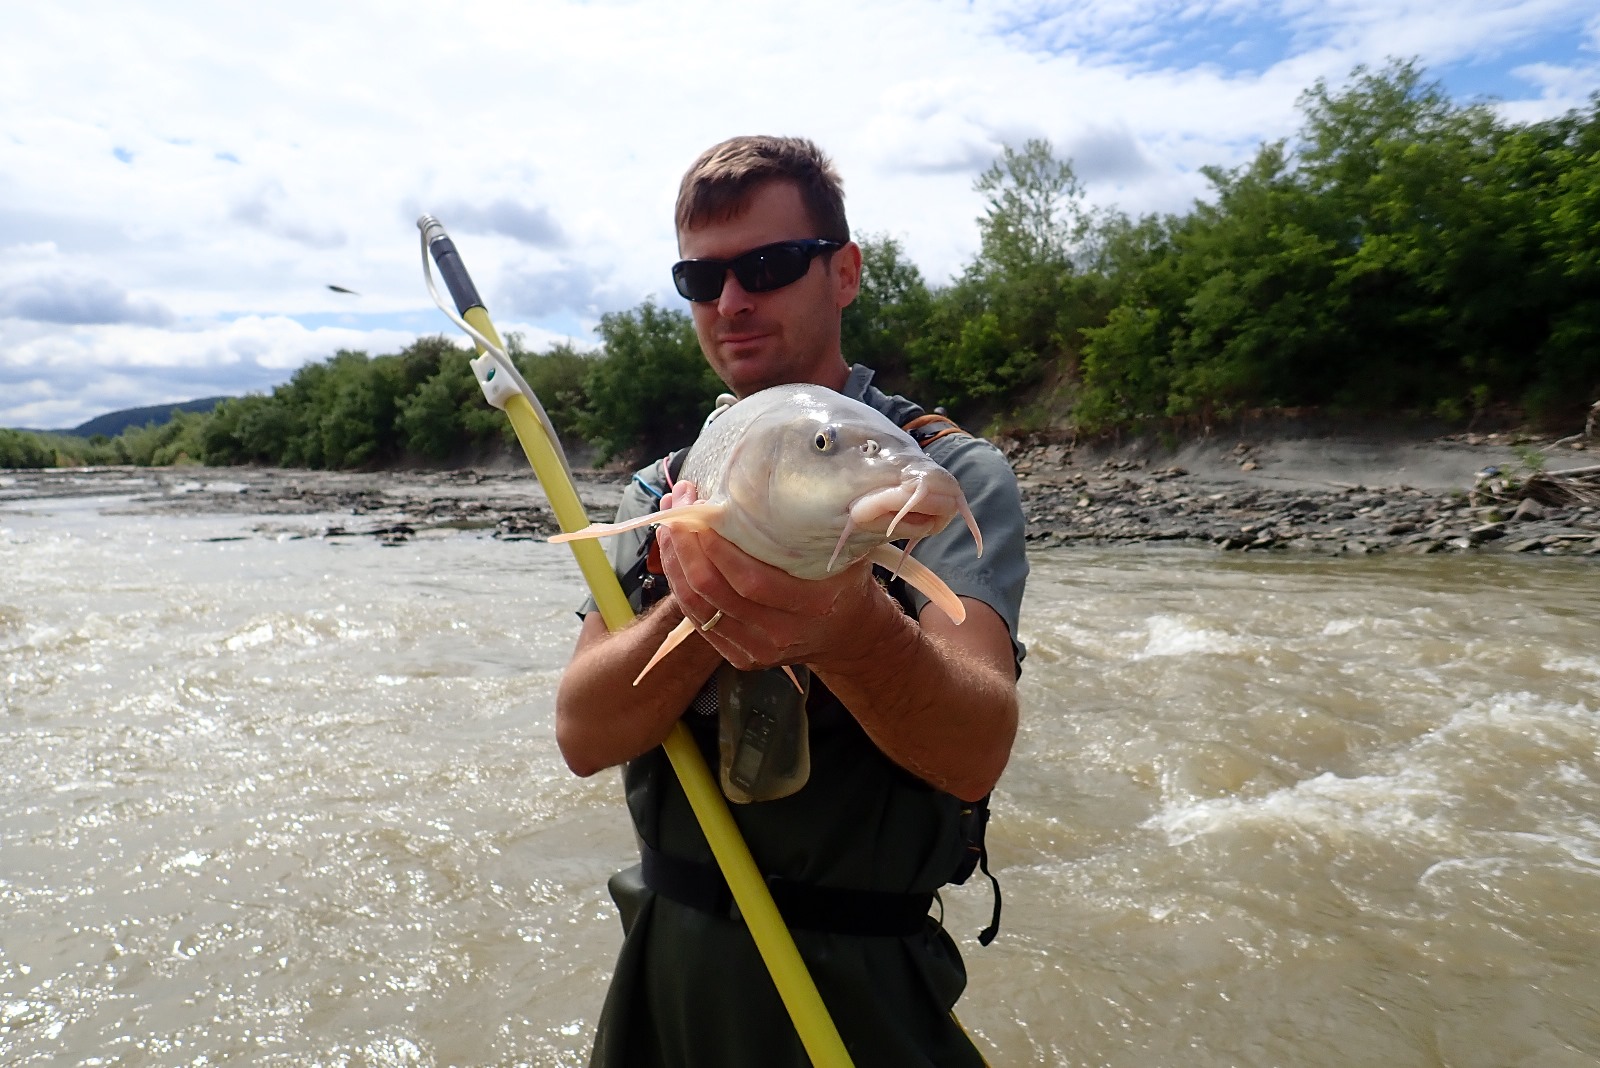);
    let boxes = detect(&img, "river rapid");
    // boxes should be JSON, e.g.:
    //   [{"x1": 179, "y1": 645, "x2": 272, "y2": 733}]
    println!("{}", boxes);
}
[{"x1": 3, "y1": 485, "x2": 1597, "y2": 1066}]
